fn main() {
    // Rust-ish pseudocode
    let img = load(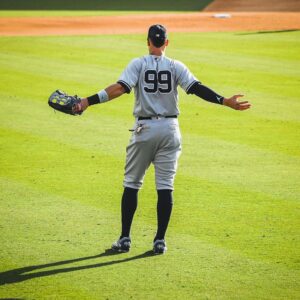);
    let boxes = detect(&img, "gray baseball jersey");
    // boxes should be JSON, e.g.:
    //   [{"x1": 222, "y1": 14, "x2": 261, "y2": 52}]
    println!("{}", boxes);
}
[{"x1": 118, "y1": 54, "x2": 199, "y2": 117}]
